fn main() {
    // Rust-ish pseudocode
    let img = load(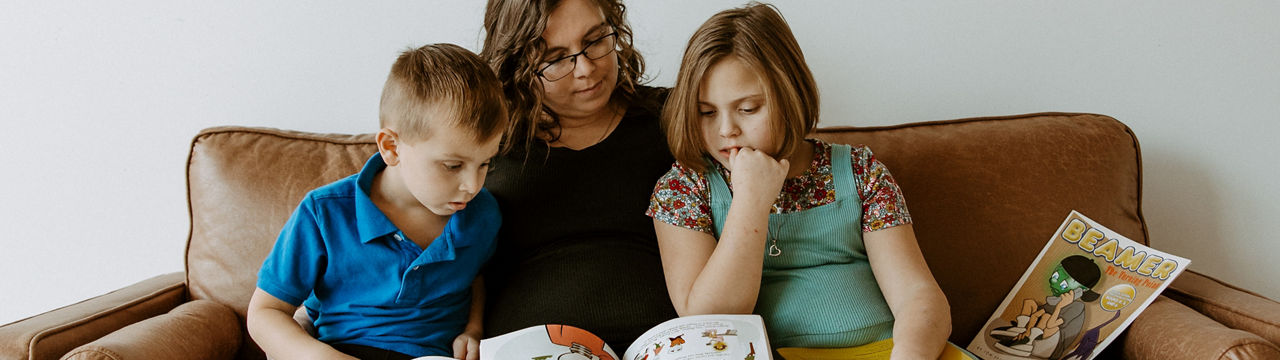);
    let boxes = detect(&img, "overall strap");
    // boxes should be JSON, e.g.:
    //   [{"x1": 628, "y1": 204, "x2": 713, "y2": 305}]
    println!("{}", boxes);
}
[
  {"x1": 830, "y1": 144, "x2": 860, "y2": 201},
  {"x1": 706, "y1": 160, "x2": 734, "y2": 238}
]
